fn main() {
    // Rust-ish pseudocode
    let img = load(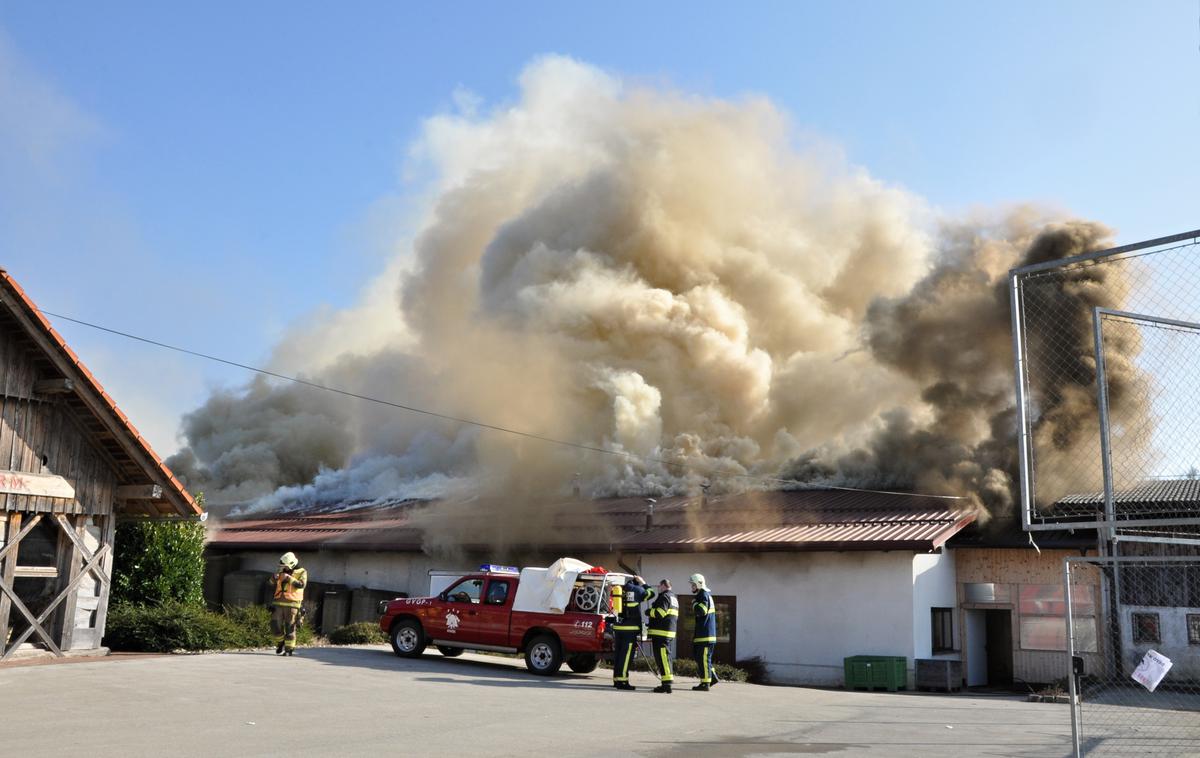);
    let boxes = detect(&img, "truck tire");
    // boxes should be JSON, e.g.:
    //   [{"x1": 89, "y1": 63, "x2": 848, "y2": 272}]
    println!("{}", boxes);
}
[
  {"x1": 524, "y1": 634, "x2": 563, "y2": 675},
  {"x1": 437, "y1": 645, "x2": 464, "y2": 657},
  {"x1": 390, "y1": 619, "x2": 426, "y2": 658},
  {"x1": 567, "y1": 653, "x2": 598, "y2": 674}
]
